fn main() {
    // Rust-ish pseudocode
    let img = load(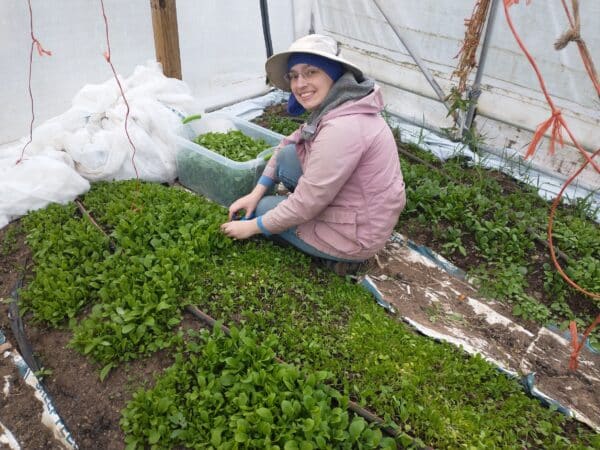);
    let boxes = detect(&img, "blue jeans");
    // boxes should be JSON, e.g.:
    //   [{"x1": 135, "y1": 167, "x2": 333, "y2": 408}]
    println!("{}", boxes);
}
[{"x1": 255, "y1": 145, "x2": 361, "y2": 263}]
